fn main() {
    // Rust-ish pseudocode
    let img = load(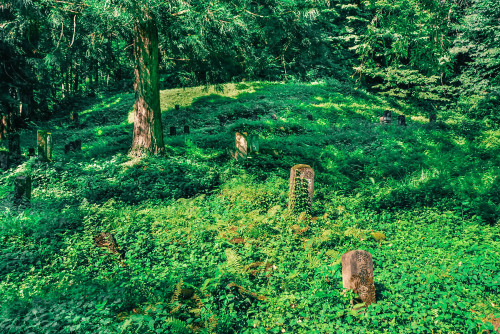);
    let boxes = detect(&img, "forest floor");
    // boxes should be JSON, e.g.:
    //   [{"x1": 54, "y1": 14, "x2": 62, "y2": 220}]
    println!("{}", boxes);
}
[{"x1": 0, "y1": 81, "x2": 499, "y2": 333}]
